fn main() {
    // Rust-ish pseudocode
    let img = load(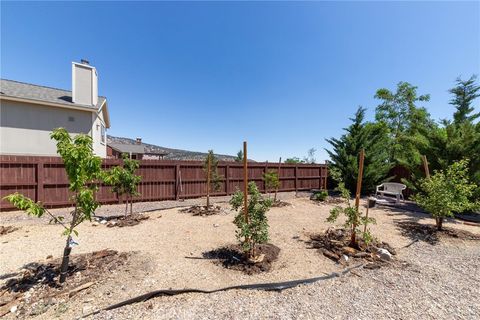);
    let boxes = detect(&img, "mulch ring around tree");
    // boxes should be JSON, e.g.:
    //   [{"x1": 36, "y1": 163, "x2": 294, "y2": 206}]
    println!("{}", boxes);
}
[
  {"x1": 0, "y1": 225, "x2": 19, "y2": 236},
  {"x1": 307, "y1": 228, "x2": 397, "y2": 270},
  {"x1": 202, "y1": 244, "x2": 280, "y2": 275},
  {"x1": 395, "y1": 221, "x2": 480, "y2": 245},
  {"x1": 93, "y1": 214, "x2": 150, "y2": 228},
  {"x1": 311, "y1": 196, "x2": 344, "y2": 206},
  {"x1": 0, "y1": 249, "x2": 132, "y2": 317},
  {"x1": 179, "y1": 205, "x2": 222, "y2": 216}
]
